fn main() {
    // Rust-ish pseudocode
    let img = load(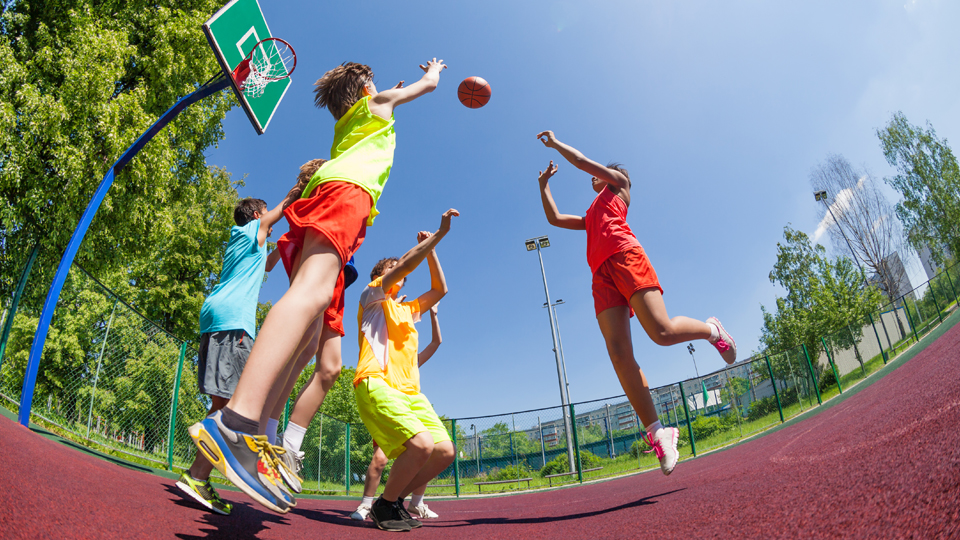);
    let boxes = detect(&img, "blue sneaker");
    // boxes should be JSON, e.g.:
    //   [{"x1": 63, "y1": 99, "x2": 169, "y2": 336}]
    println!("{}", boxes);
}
[{"x1": 188, "y1": 411, "x2": 295, "y2": 513}]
